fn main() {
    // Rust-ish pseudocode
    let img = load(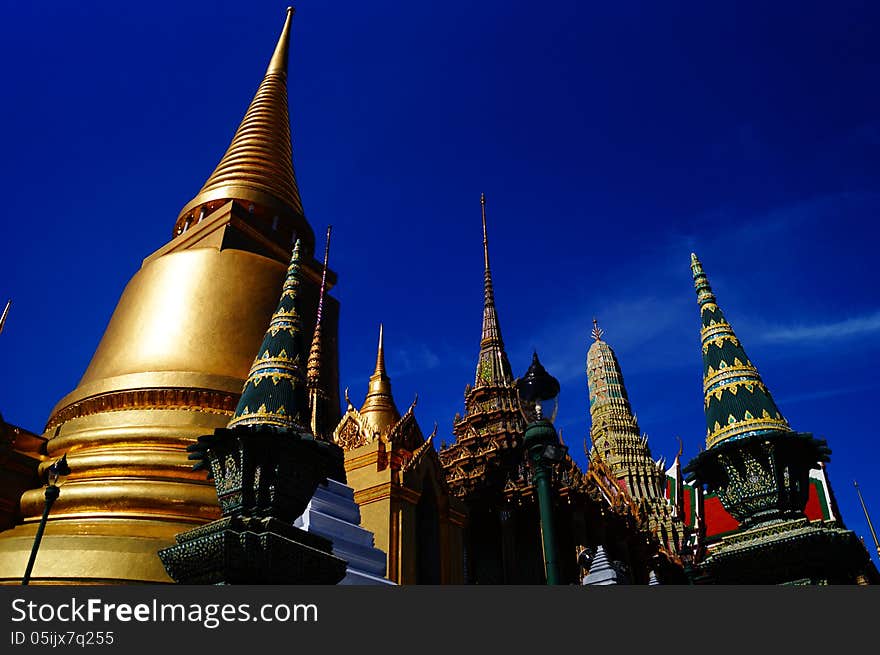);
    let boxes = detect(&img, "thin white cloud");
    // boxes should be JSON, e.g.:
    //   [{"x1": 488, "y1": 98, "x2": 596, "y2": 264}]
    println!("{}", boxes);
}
[
  {"x1": 760, "y1": 311, "x2": 880, "y2": 344},
  {"x1": 775, "y1": 383, "x2": 880, "y2": 406}
]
